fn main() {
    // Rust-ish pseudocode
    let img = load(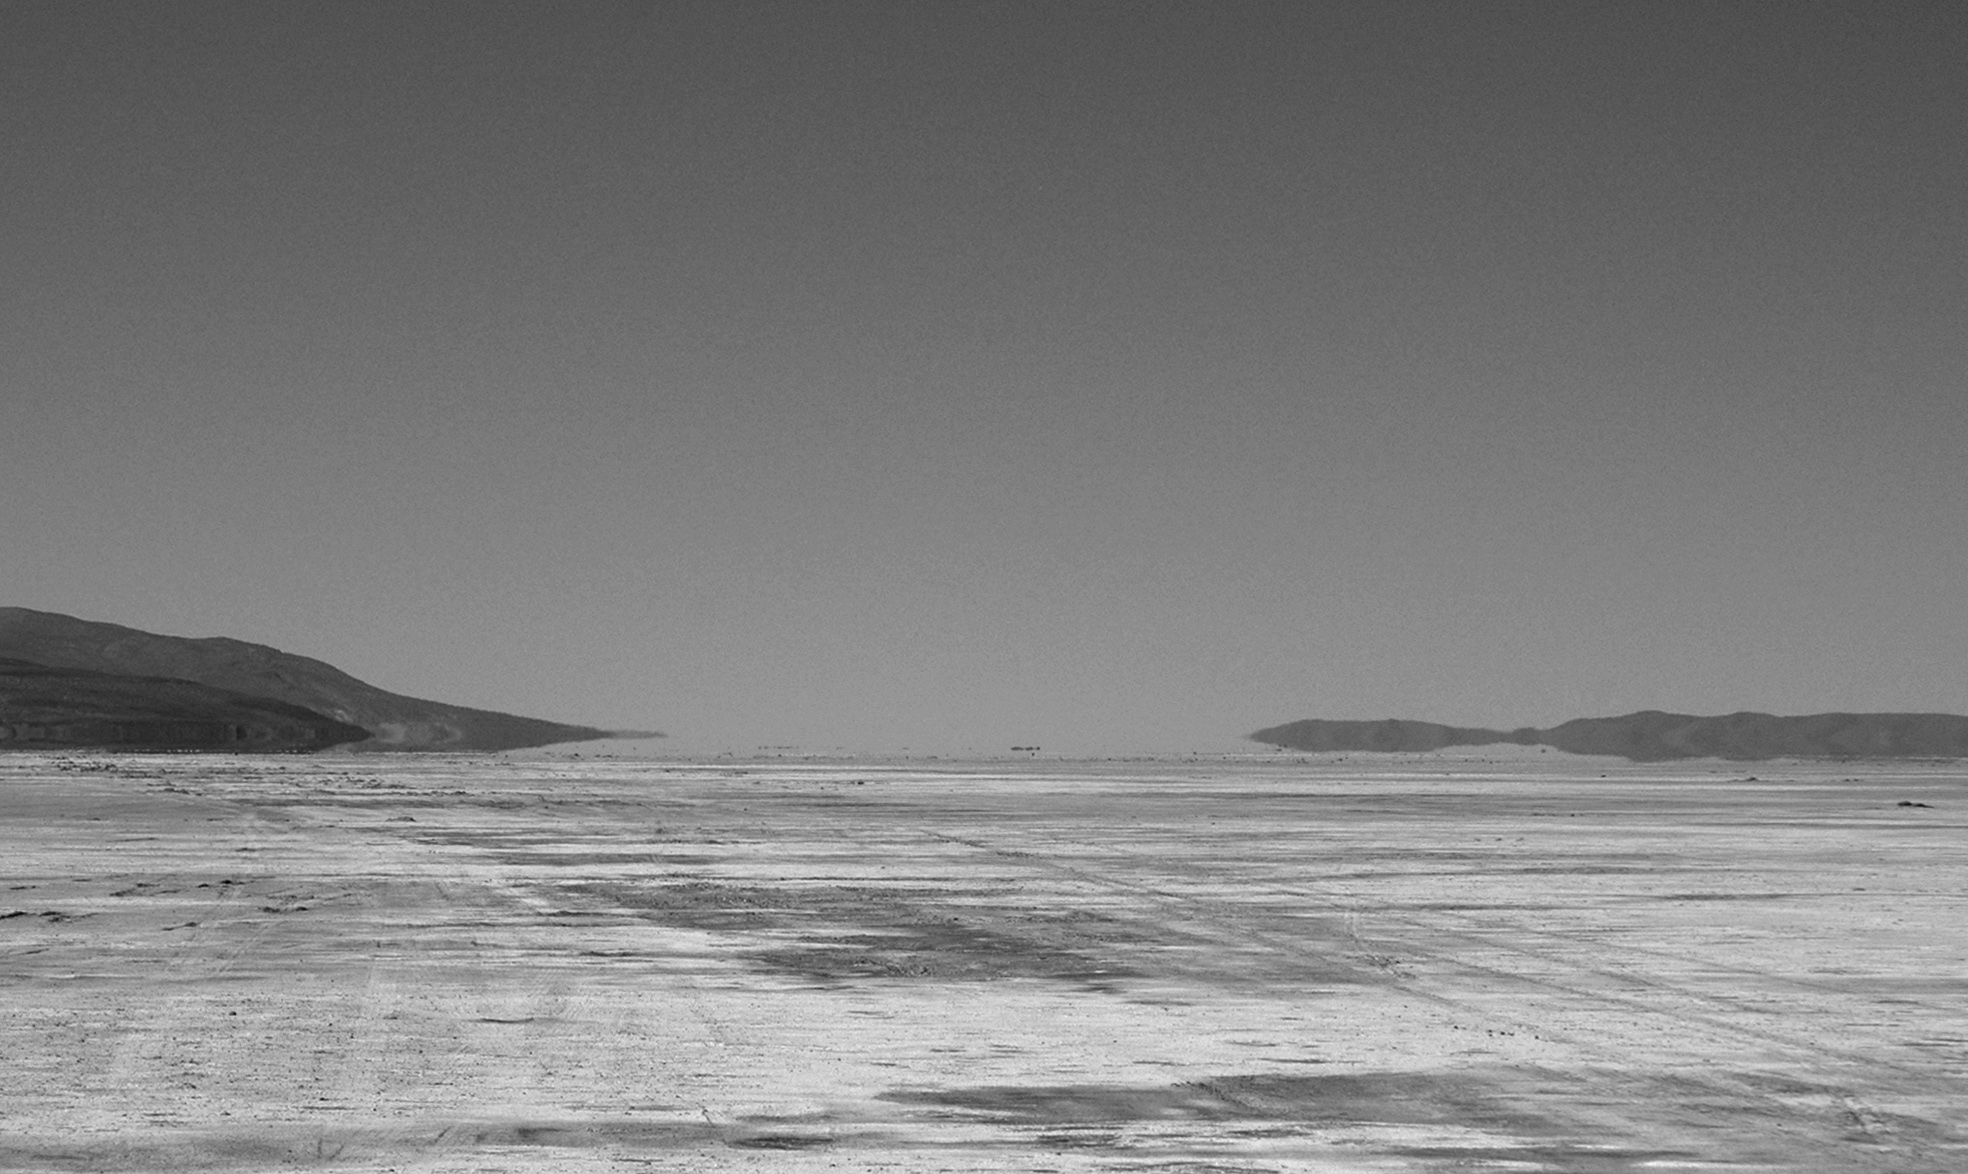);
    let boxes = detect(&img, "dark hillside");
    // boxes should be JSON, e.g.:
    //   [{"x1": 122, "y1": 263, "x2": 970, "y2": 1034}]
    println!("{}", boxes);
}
[
  {"x1": 0, "y1": 658, "x2": 368, "y2": 752},
  {"x1": 1539, "y1": 711, "x2": 1968, "y2": 761},
  {"x1": 1252, "y1": 710, "x2": 1968, "y2": 762},
  {"x1": 0, "y1": 608, "x2": 611, "y2": 752},
  {"x1": 1244, "y1": 719, "x2": 1533, "y2": 754}
]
